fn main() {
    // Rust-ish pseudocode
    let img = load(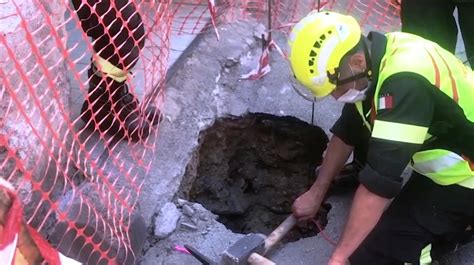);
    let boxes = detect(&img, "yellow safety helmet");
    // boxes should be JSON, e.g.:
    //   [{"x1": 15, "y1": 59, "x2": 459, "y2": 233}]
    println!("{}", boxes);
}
[{"x1": 288, "y1": 11, "x2": 362, "y2": 99}]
